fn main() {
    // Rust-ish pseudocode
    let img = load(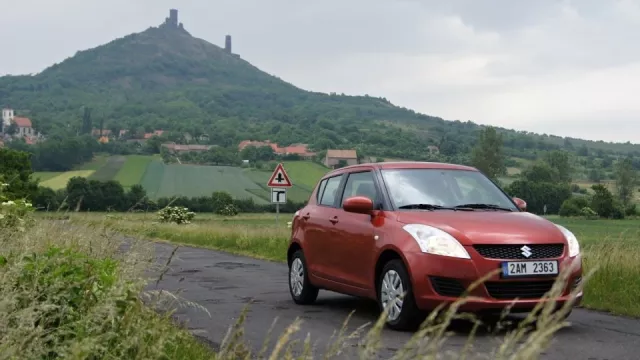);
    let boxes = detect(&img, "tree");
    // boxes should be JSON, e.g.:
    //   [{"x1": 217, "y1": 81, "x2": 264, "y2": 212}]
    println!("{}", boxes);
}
[
  {"x1": 471, "y1": 126, "x2": 505, "y2": 181},
  {"x1": 590, "y1": 184, "x2": 616, "y2": 218},
  {"x1": 614, "y1": 157, "x2": 638, "y2": 208},
  {"x1": 544, "y1": 150, "x2": 572, "y2": 183},
  {"x1": 81, "y1": 106, "x2": 92, "y2": 135},
  {"x1": 0, "y1": 148, "x2": 39, "y2": 200}
]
